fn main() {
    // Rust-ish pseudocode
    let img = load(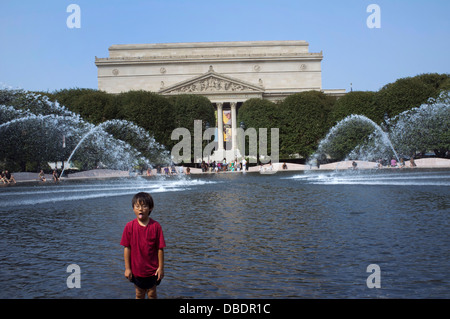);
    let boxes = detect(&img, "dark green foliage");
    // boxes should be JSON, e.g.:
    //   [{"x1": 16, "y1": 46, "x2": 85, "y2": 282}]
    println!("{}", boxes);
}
[
  {"x1": 68, "y1": 90, "x2": 115, "y2": 124},
  {"x1": 167, "y1": 94, "x2": 216, "y2": 162},
  {"x1": 168, "y1": 94, "x2": 216, "y2": 130},
  {"x1": 238, "y1": 98, "x2": 280, "y2": 129},
  {"x1": 116, "y1": 90, "x2": 175, "y2": 148},
  {"x1": 319, "y1": 119, "x2": 377, "y2": 161},
  {"x1": 278, "y1": 91, "x2": 335, "y2": 159},
  {"x1": 326, "y1": 73, "x2": 450, "y2": 160},
  {"x1": 372, "y1": 73, "x2": 449, "y2": 123},
  {"x1": 51, "y1": 88, "x2": 98, "y2": 114},
  {"x1": 0, "y1": 113, "x2": 68, "y2": 172},
  {"x1": 330, "y1": 91, "x2": 377, "y2": 124},
  {"x1": 237, "y1": 98, "x2": 280, "y2": 160},
  {"x1": 1, "y1": 73, "x2": 449, "y2": 171}
]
